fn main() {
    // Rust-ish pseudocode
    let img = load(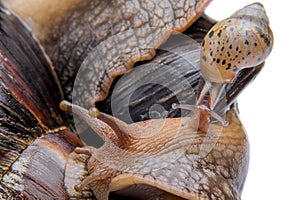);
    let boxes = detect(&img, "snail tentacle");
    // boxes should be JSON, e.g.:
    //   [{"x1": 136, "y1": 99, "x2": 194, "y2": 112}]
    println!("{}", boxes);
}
[
  {"x1": 60, "y1": 100, "x2": 120, "y2": 144},
  {"x1": 60, "y1": 100, "x2": 135, "y2": 147},
  {"x1": 172, "y1": 103, "x2": 228, "y2": 126}
]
